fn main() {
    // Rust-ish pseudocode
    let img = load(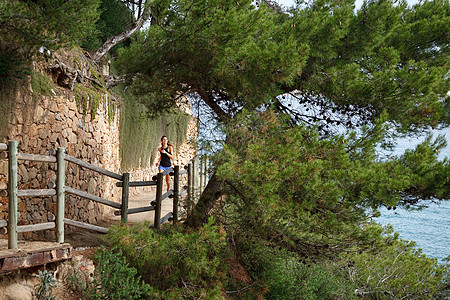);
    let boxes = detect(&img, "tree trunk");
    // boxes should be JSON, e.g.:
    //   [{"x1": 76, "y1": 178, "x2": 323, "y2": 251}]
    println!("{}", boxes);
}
[
  {"x1": 92, "y1": 1, "x2": 152, "y2": 63},
  {"x1": 184, "y1": 172, "x2": 224, "y2": 228}
]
